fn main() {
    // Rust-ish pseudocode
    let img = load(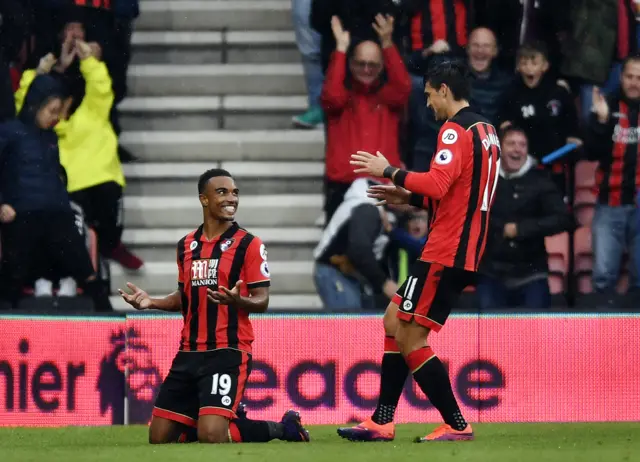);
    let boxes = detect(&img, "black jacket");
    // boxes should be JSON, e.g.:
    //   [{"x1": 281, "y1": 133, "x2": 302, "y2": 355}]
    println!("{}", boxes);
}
[
  {"x1": 481, "y1": 158, "x2": 574, "y2": 280},
  {"x1": 498, "y1": 73, "x2": 579, "y2": 163},
  {"x1": 0, "y1": 74, "x2": 71, "y2": 213}
]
